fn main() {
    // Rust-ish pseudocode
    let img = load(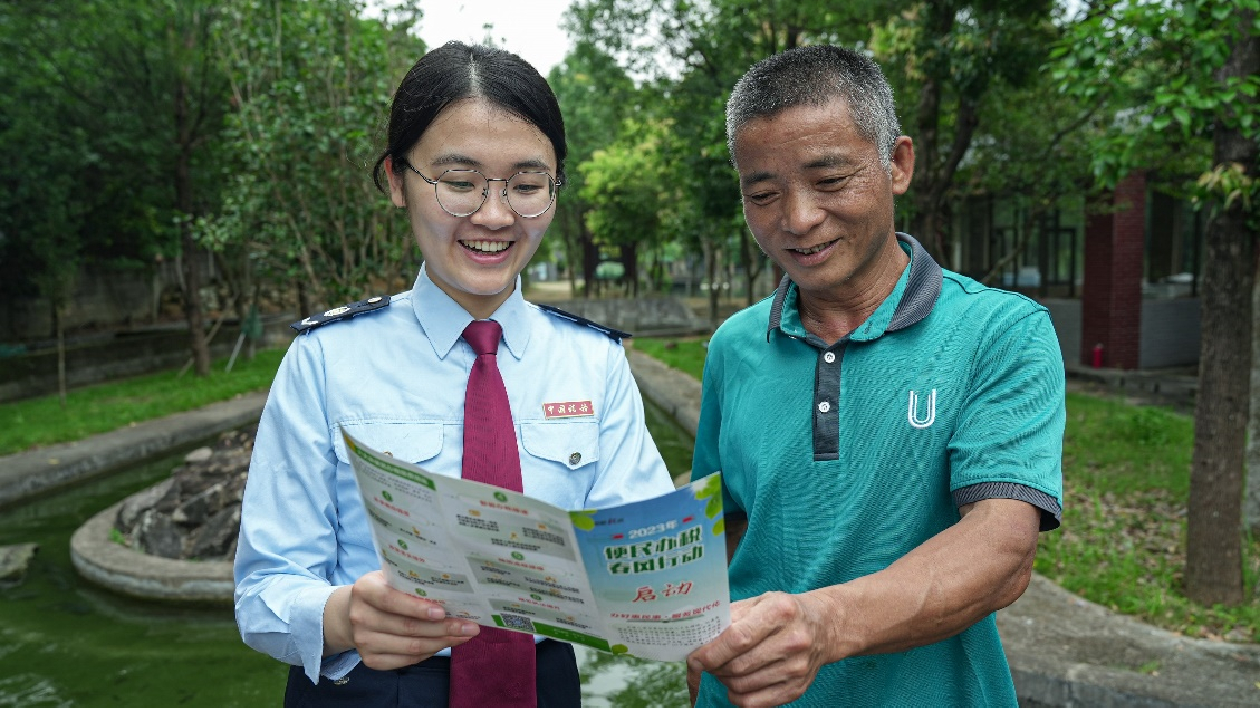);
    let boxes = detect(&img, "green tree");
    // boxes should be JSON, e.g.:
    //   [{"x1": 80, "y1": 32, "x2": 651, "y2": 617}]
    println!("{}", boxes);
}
[
  {"x1": 0, "y1": 10, "x2": 87, "y2": 401},
  {"x1": 549, "y1": 42, "x2": 640, "y2": 296},
  {"x1": 1, "y1": 1, "x2": 223, "y2": 381},
  {"x1": 580, "y1": 117, "x2": 678, "y2": 296},
  {"x1": 1055, "y1": 0, "x2": 1259, "y2": 605},
  {"x1": 567, "y1": 0, "x2": 881, "y2": 313},
  {"x1": 206, "y1": 0, "x2": 423, "y2": 315},
  {"x1": 871, "y1": 0, "x2": 1058, "y2": 266}
]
